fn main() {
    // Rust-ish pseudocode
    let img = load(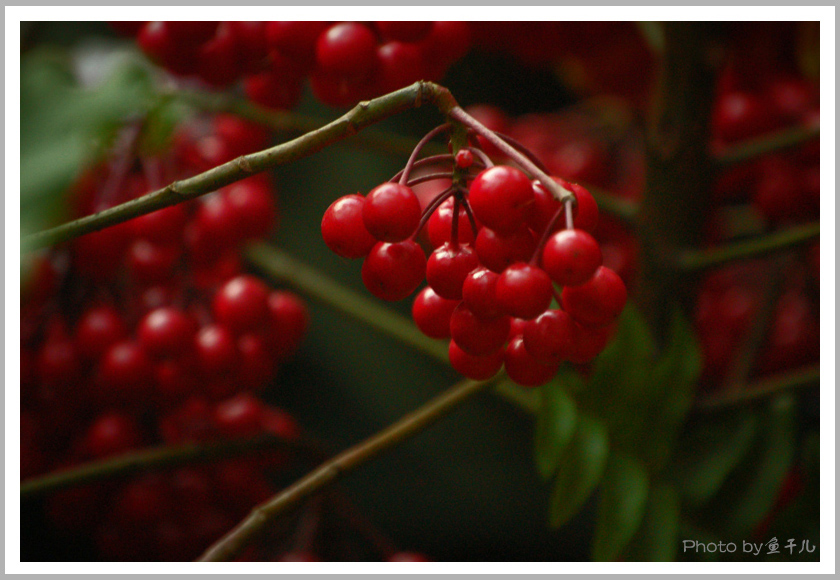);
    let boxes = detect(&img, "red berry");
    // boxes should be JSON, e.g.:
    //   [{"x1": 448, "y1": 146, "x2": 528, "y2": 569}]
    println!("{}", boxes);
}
[
  {"x1": 138, "y1": 307, "x2": 195, "y2": 359},
  {"x1": 130, "y1": 204, "x2": 188, "y2": 245},
  {"x1": 455, "y1": 149, "x2": 474, "y2": 169},
  {"x1": 495, "y1": 263, "x2": 553, "y2": 320},
  {"x1": 266, "y1": 291, "x2": 309, "y2": 359},
  {"x1": 213, "y1": 393, "x2": 264, "y2": 438},
  {"x1": 448, "y1": 340, "x2": 504, "y2": 381},
  {"x1": 714, "y1": 90, "x2": 772, "y2": 143},
  {"x1": 426, "y1": 197, "x2": 477, "y2": 248},
  {"x1": 127, "y1": 240, "x2": 179, "y2": 284},
  {"x1": 195, "y1": 324, "x2": 240, "y2": 377},
  {"x1": 375, "y1": 41, "x2": 427, "y2": 94},
  {"x1": 213, "y1": 275, "x2": 271, "y2": 335},
  {"x1": 226, "y1": 178, "x2": 277, "y2": 241},
  {"x1": 566, "y1": 323, "x2": 613, "y2": 364},
  {"x1": 522, "y1": 309, "x2": 577, "y2": 365},
  {"x1": 549, "y1": 138, "x2": 611, "y2": 187},
  {"x1": 196, "y1": 23, "x2": 242, "y2": 87},
  {"x1": 461, "y1": 267, "x2": 503, "y2": 320},
  {"x1": 449, "y1": 303, "x2": 510, "y2": 356},
  {"x1": 265, "y1": 21, "x2": 328, "y2": 64},
  {"x1": 504, "y1": 335, "x2": 559, "y2": 387},
  {"x1": 85, "y1": 412, "x2": 142, "y2": 458},
  {"x1": 74, "y1": 304, "x2": 127, "y2": 360},
  {"x1": 243, "y1": 70, "x2": 302, "y2": 110},
  {"x1": 412, "y1": 286, "x2": 459, "y2": 339},
  {"x1": 362, "y1": 182, "x2": 421, "y2": 242},
  {"x1": 315, "y1": 22, "x2": 378, "y2": 78},
  {"x1": 426, "y1": 243, "x2": 479, "y2": 300},
  {"x1": 474, "y1": 226, "x2": 537, "y2": 274},
  {"x1": 468, "y1": 166, "x2": 534, "y2": 235},
  {"x1": 37, "y1": 337, "x2": 82, "y2": 390},
  {"x1": 541, "y1": 229, "x2": 602, "y2": 287},
  {"x1": 96, "y1": 340, "x2": 154, "y2": 399},
  {"x1": 561, "y1": 266, "x2": 627, "y2": 328},
  {"x1": 361, "y1": 240, "x2": 427, "y2": 301},
  {"x1": 321, "y1": 194, "x2": 377, "y2": 258}
]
